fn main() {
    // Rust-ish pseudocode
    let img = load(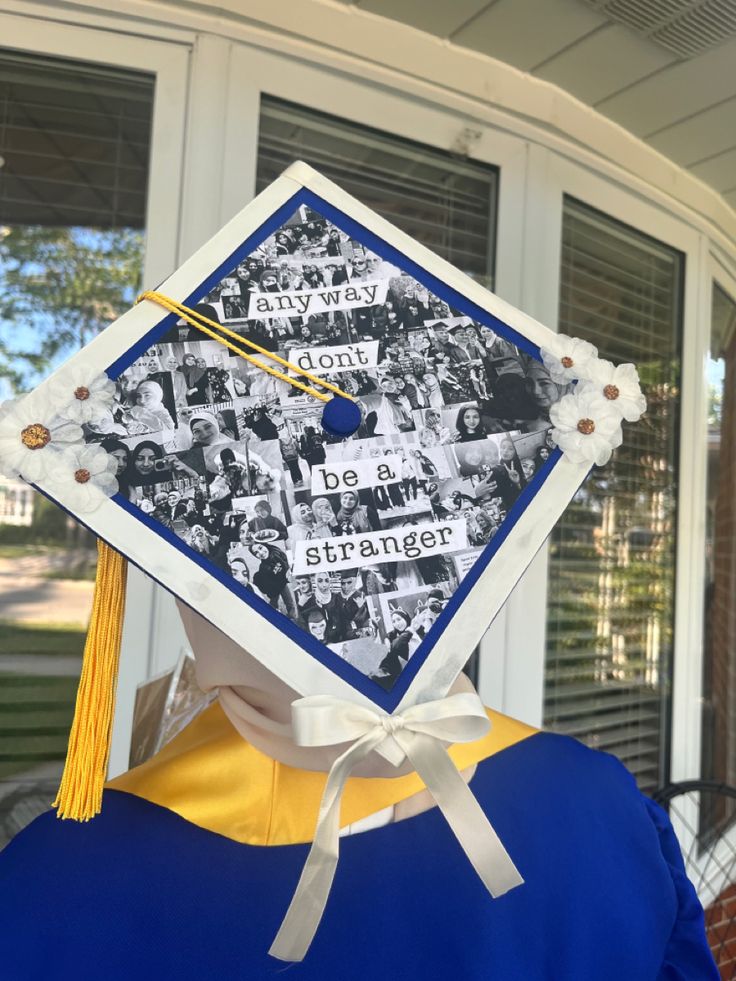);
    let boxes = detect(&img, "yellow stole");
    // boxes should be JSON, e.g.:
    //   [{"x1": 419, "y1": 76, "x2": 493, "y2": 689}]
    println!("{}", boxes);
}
[{"x1": 109, "y1": 701, "x2": 538, "y2": 846}]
